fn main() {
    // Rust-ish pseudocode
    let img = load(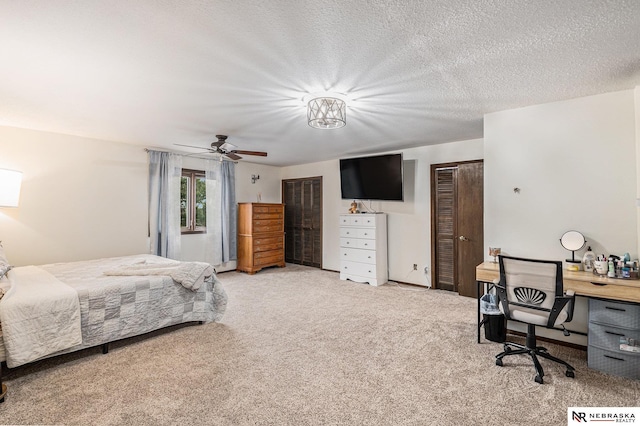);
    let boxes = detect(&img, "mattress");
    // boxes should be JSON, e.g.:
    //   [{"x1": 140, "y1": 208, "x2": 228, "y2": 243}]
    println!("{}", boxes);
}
[{"x1": 0, "y1": 254, "x2": 227, "y2": 365}]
